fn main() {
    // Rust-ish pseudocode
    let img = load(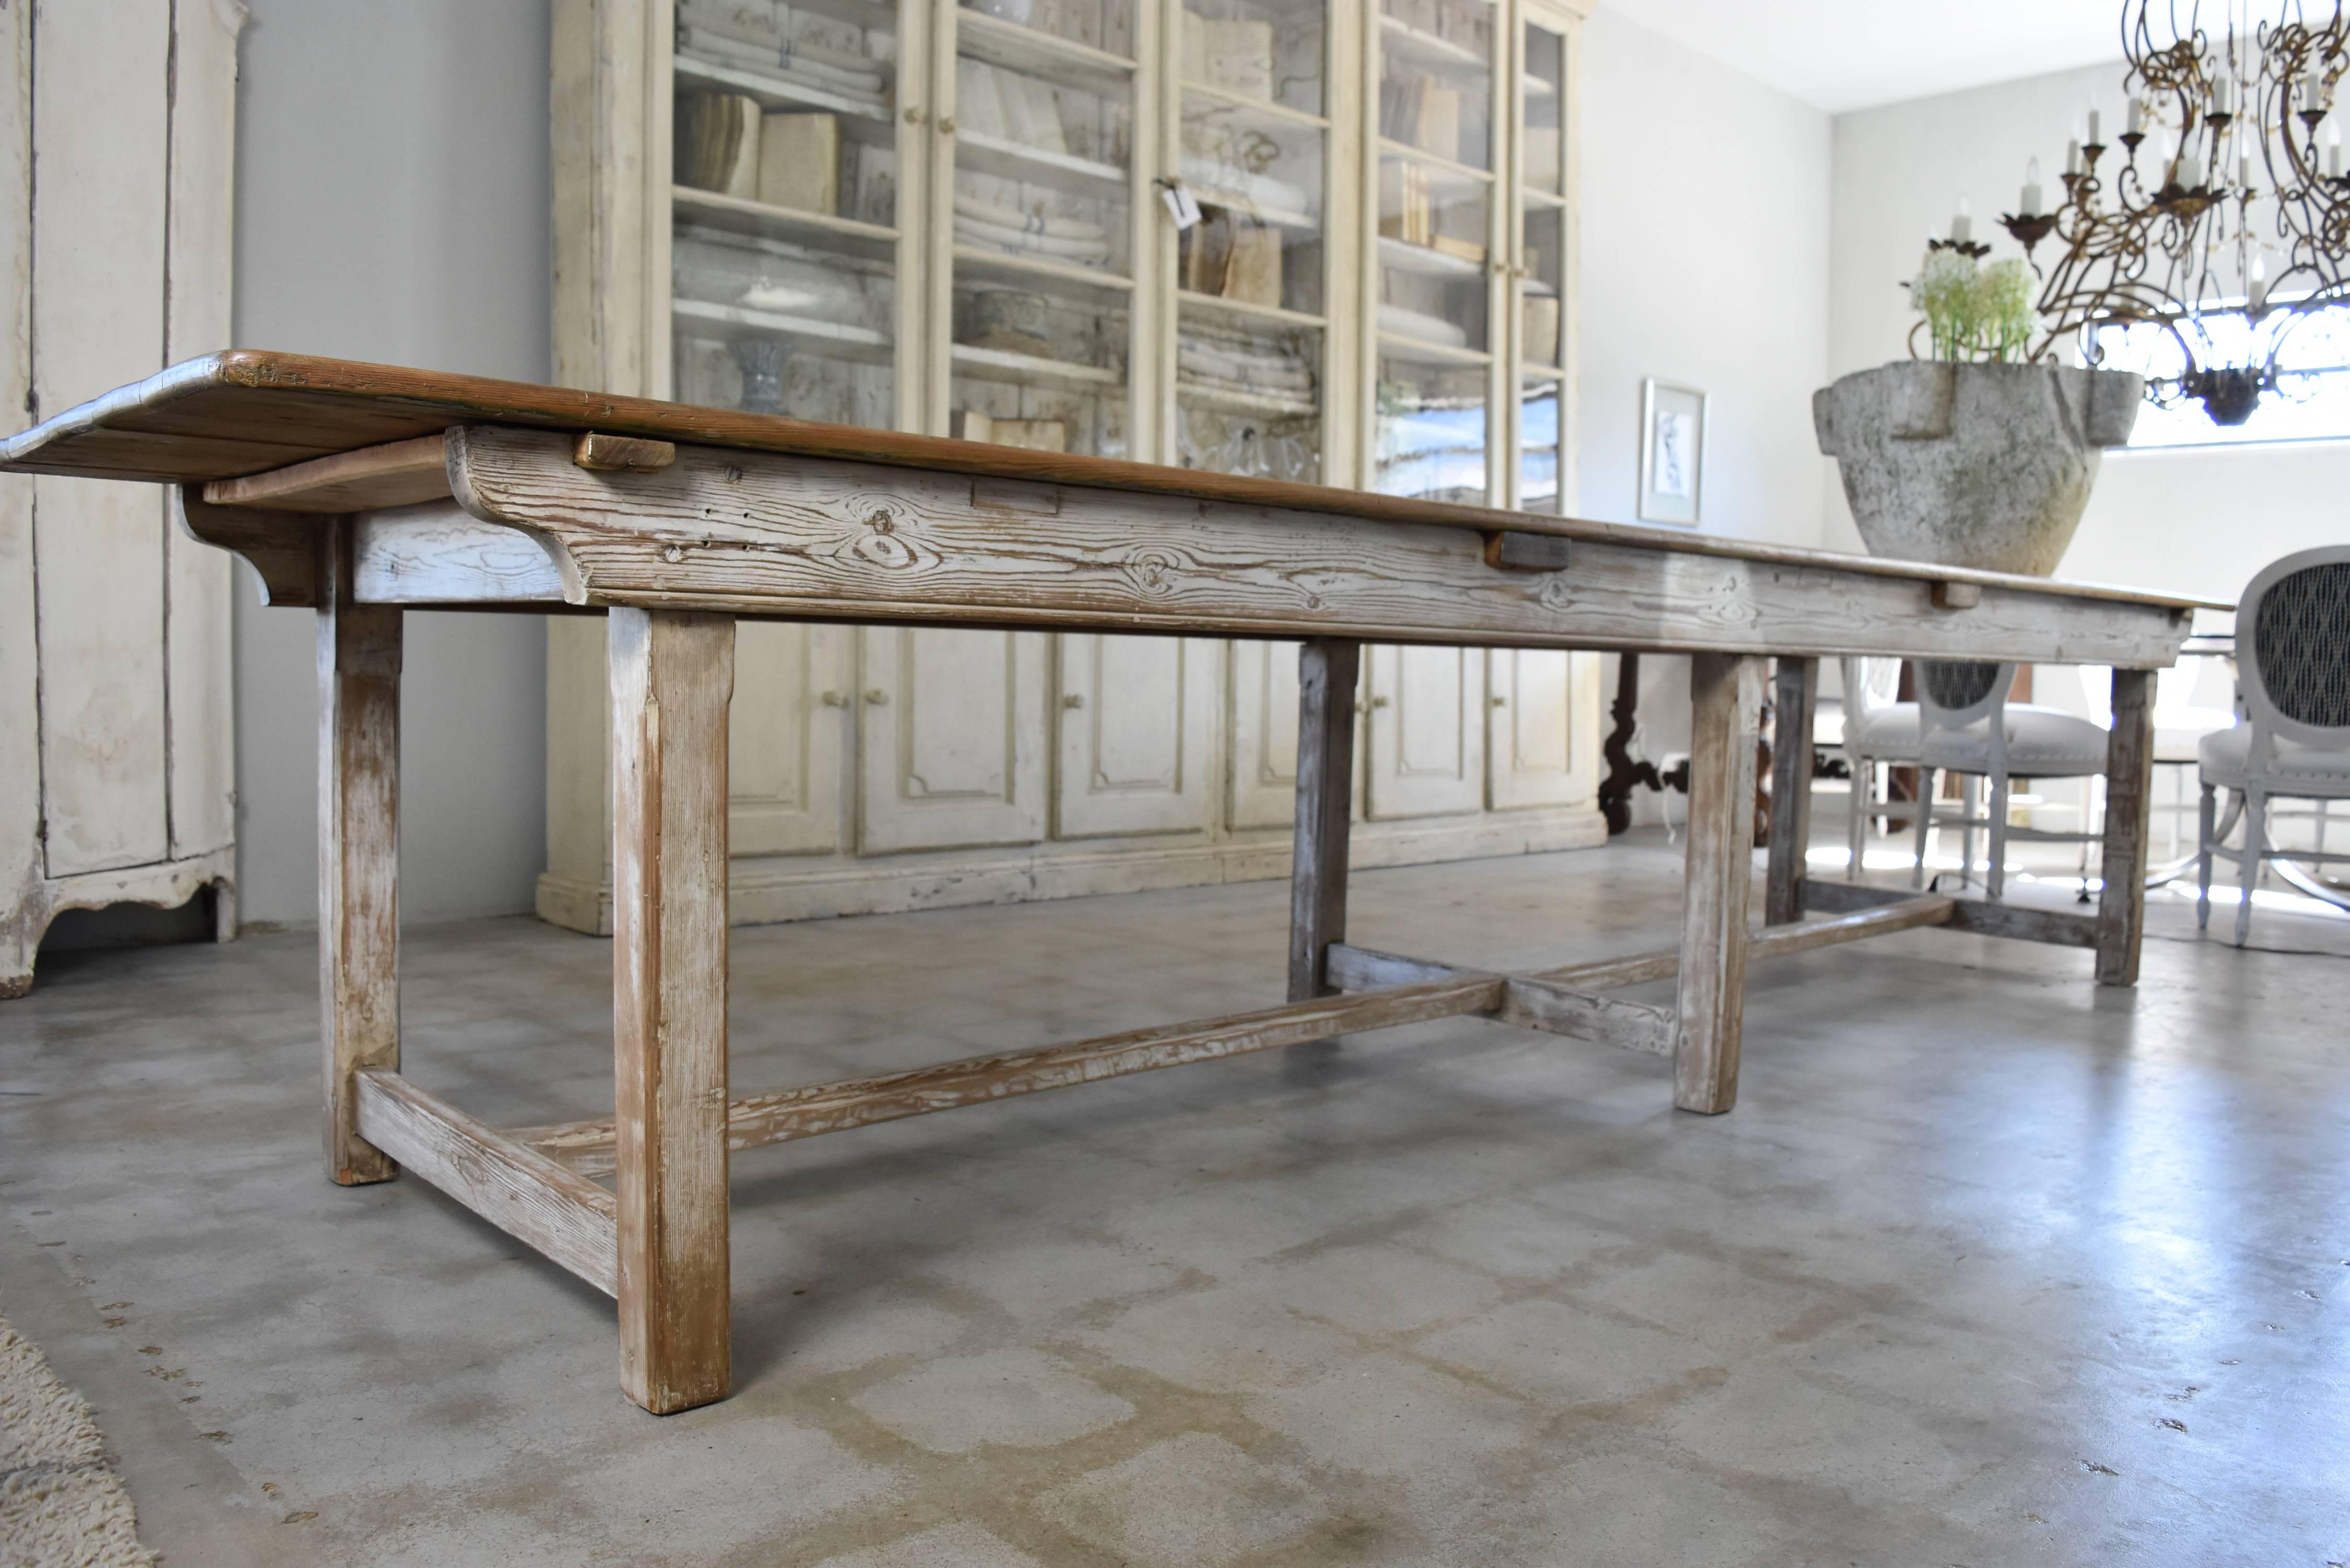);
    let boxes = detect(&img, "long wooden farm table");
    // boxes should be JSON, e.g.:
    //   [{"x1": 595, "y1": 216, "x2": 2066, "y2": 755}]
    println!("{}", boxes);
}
[{"x1": 4, "y1": 353, "x2": 2214, "y2": 1415}]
